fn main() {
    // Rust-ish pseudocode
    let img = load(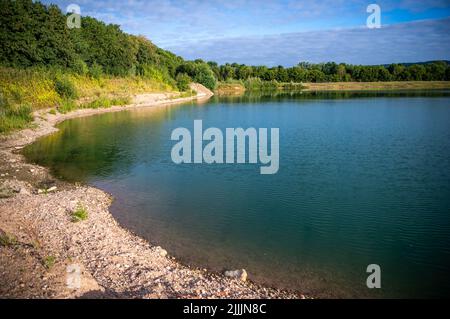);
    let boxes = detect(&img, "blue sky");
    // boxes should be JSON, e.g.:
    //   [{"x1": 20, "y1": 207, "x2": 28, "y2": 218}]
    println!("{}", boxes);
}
[{"x1": 44, "y1": 0, "x2": 450, "y2": 66}]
